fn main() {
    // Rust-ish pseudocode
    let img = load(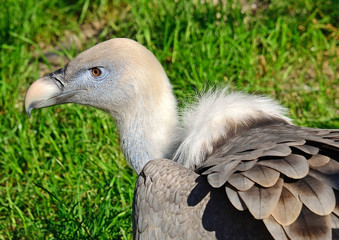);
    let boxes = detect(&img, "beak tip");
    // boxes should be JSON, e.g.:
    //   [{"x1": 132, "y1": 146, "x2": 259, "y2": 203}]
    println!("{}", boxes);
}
[
  {"x1": 24, "y1": 100, "x2": 32, "y2": 118},
  {"x1": 26, "y1": 109, "x2": 32, "y2": 118}
]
